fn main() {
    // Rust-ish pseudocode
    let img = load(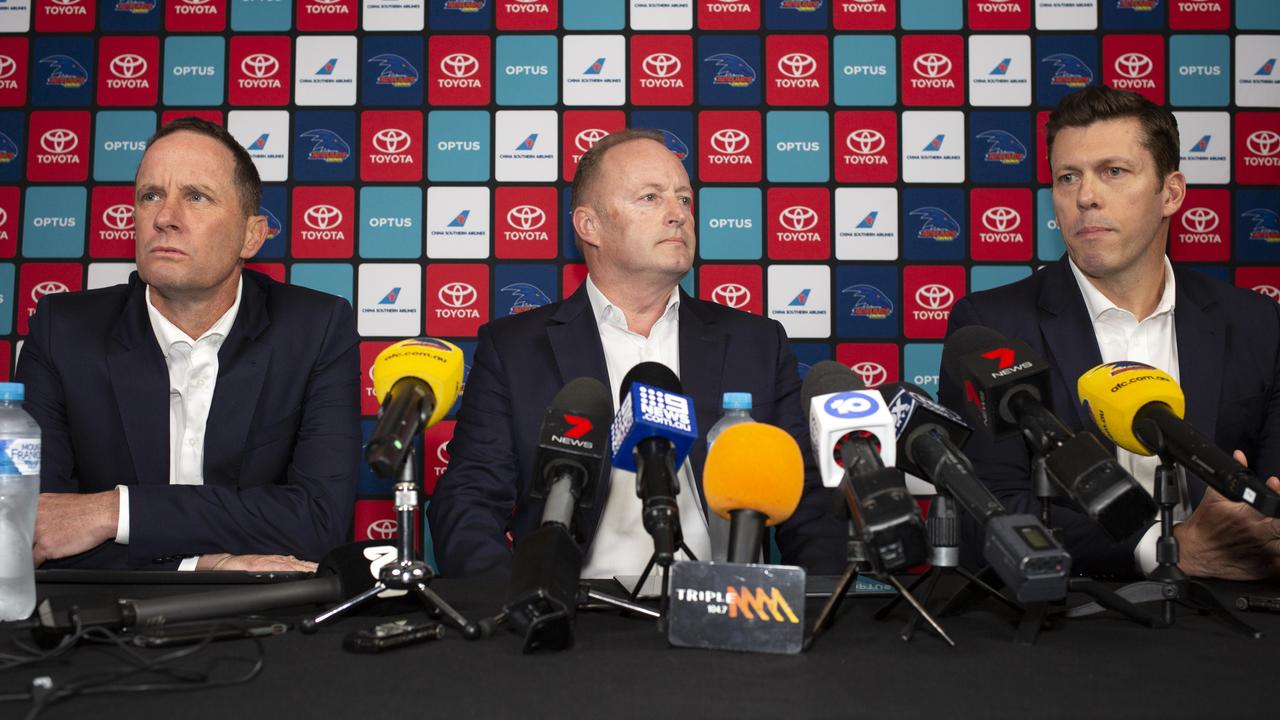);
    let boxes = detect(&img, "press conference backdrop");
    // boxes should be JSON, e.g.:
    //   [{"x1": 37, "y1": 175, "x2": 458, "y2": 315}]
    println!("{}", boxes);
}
[{"x1": 0, "y1": 0, "x2": 1277, "y2": 552}]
